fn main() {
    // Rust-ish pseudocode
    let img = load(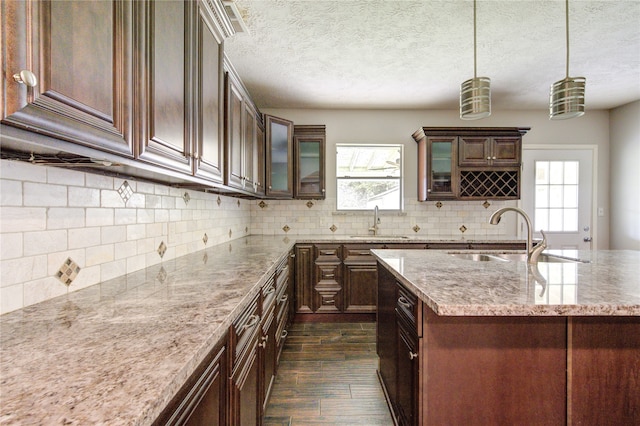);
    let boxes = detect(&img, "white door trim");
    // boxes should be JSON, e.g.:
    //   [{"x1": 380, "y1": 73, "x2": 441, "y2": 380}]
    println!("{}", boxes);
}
[{"x1": 521, "y1": 144, "x2": 599, "y2": 249}]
